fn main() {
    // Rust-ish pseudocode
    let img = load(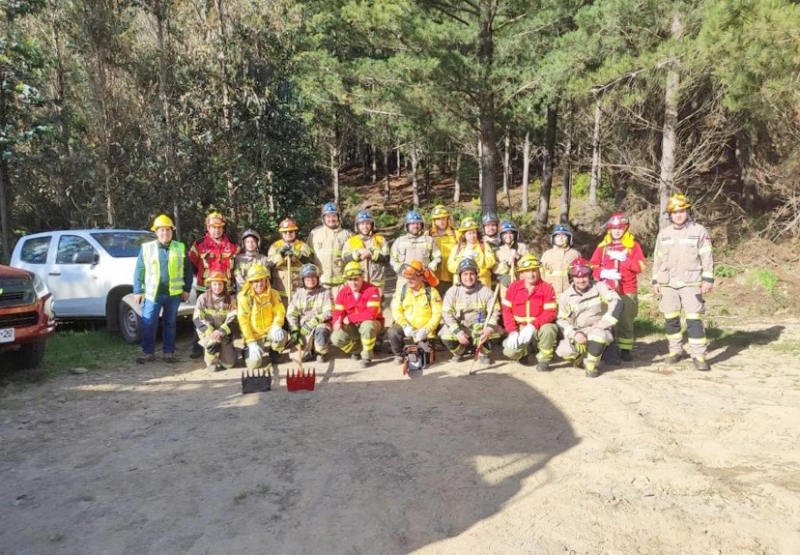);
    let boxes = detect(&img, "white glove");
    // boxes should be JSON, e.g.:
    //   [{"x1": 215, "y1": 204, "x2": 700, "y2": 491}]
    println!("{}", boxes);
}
[
  {"x1": 403, "y1": 324, "x2": 415, "y2": 338},
  {"x1": 247, "y1": 341, "x2": 263, "y2": 361},
  {"x1": 600, "y1": 268, "x2": 622, "y2": 281},
  {"x1": 269, "y1": 325, "x2": 286, "y2": 343},
  {"x1": 506, "y1": 331, "x2": 520, "y2": 350},
  {"x1": 608, "y1": 249, "x2": 627, "y2": 262},
  {"x1": 413, "y1": 328, "x2": 428, "y2": 342},
  {"x1": 518, "y1": 324, "x2": 536, "y2": 344},
  {"x1": 463, "y1": 250, "x2": 477, "y2": 260}
]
